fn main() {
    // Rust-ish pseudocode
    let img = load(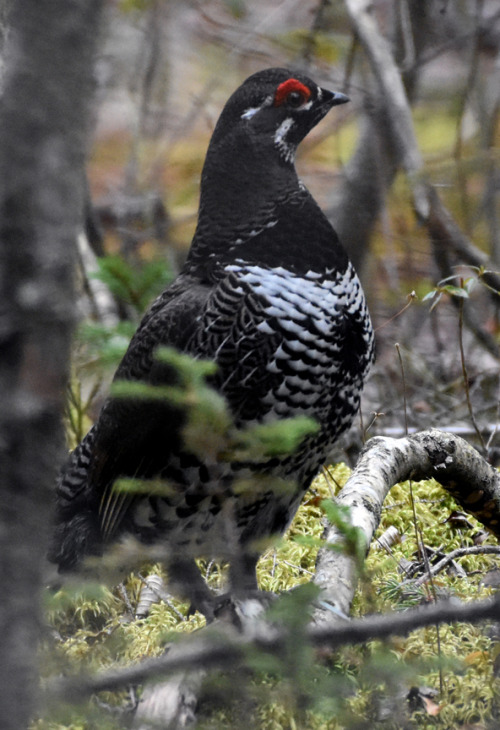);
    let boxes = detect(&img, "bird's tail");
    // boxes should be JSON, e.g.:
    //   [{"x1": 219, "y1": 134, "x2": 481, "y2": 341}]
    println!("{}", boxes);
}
[{"x1": 48, "y1": 426, "x2": 103, "y2": 571}]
